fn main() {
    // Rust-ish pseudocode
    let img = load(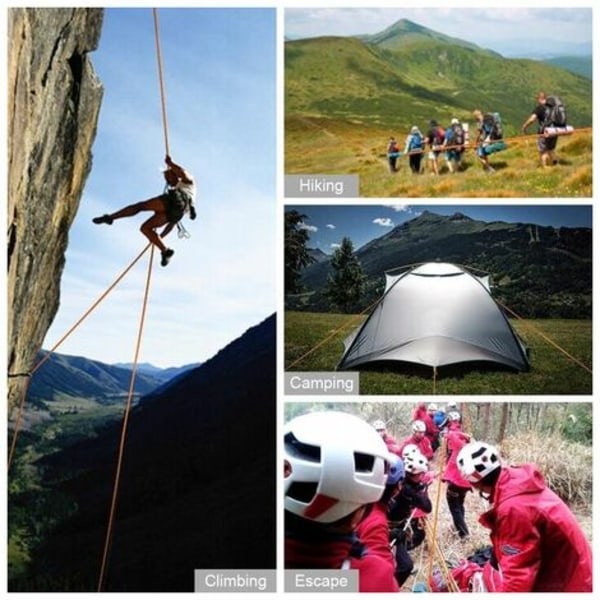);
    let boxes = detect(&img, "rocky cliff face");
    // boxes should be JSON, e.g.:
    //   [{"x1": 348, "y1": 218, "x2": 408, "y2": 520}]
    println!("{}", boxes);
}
[{"x1": 7, "y1": 8, "x2": 104, "y2": 414}]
